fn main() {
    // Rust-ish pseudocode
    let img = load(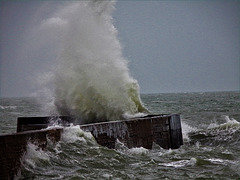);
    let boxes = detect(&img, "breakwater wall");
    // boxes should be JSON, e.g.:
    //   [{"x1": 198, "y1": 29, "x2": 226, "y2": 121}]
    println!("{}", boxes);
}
[
  {"x1": 80, "y1": 114, "x2": 183, "y2": 149},
  {"x1": 17, "y1": 114, "x2": 183, "y2": 149},
  {"x1": 0, "y1": 128, "x2": 62, "y2": 180},
  {"x1": 0, "y1": 114, "x2": 183, "y2": 179}
]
